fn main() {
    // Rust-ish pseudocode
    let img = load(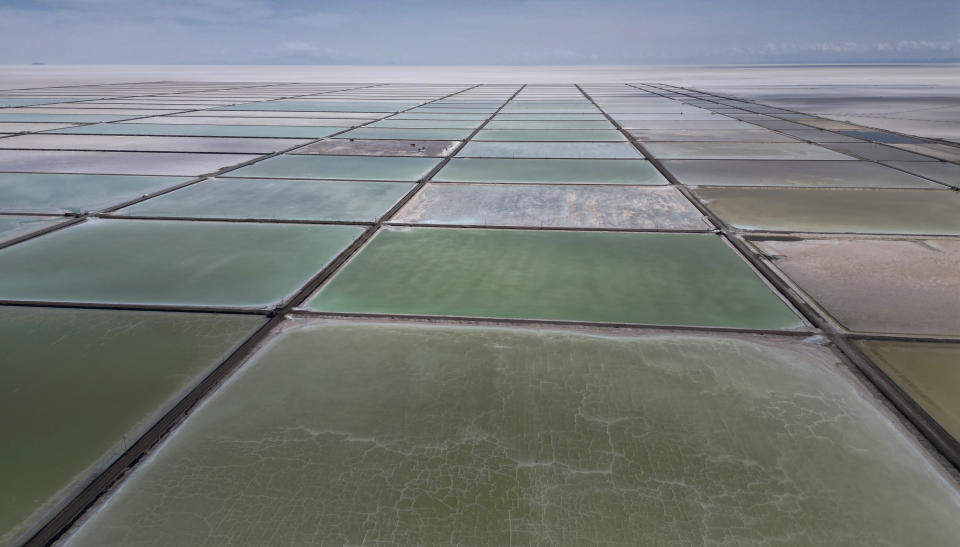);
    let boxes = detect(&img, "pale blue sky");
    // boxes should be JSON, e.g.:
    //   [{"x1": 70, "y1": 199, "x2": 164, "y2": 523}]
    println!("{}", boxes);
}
[{"x1": 1, "y1": 0, "x2": 957, "y2": 64}]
